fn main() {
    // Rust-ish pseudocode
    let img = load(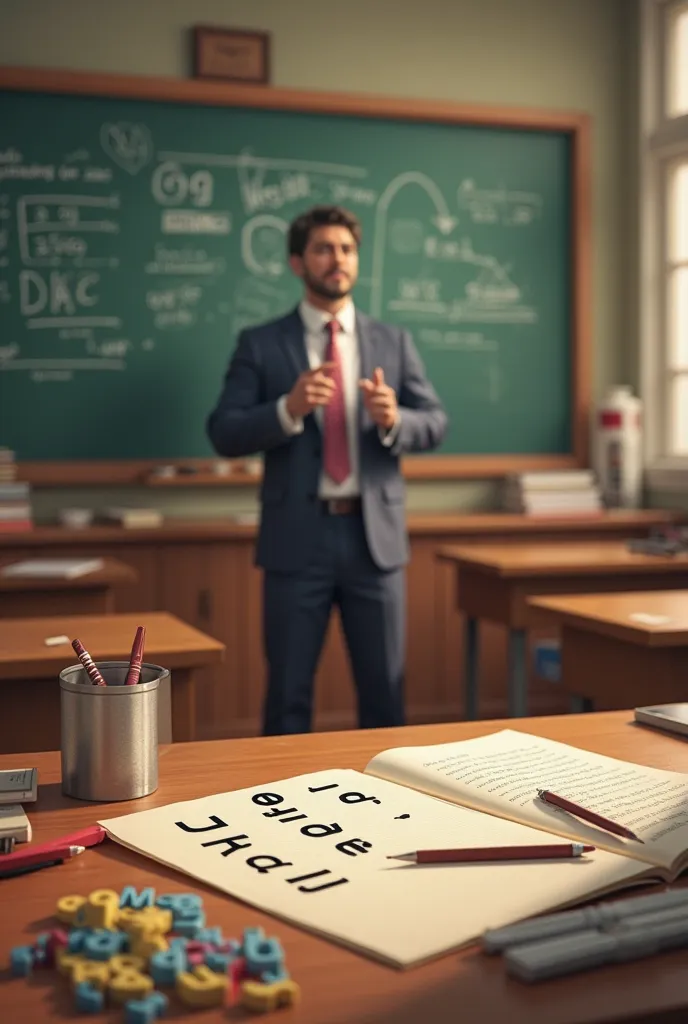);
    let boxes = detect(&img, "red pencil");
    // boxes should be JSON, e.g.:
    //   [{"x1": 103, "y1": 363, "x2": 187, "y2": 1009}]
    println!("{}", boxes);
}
[
  {"x1": 29, "y1": 824, "x2": 107, "y2": 858},
  {"x1": 537, "y1": 789, "x2": 644, "y2": 843},
  {"x1": 124, "y1": 625, "x2": 146, "y2": 686},
  {"x1": 71, "y1": 638, "x2": 107, "y2": 686},
  {"x1": 387, "y1": 843, "x2": 596, "y2": 864},
  {"x1": 0, "y1": 844, "x2": 84, "y2": 876}
]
